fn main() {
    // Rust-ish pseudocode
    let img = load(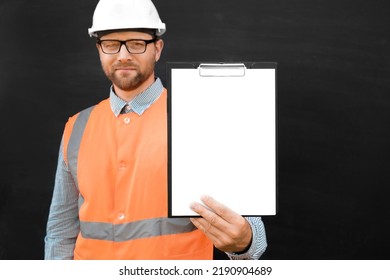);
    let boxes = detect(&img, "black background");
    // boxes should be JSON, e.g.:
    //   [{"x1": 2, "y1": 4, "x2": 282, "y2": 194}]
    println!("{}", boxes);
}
[{"x1": 1, "y1": 0, "x2": 389, "y2": 259}]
